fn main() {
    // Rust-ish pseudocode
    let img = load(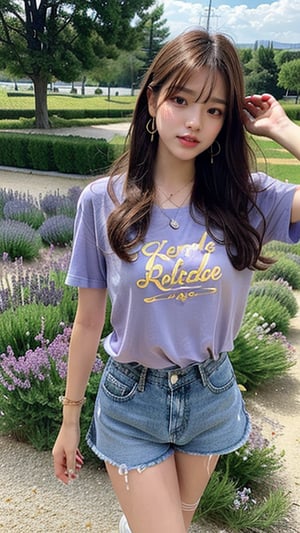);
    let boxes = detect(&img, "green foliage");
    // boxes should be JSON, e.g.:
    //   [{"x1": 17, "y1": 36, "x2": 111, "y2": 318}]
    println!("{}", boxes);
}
[
  {"x1": 254, "y1": 256, "x2": 300, "y2": 289},
  {"x1": 263, "y1": 240, "x2": 300, "y2": 257},
  {"x1": 0, "y1": 1, "x2": 155, "y2": 126},
  {"x1": 4, "y1": 199, "x2": 45, "y2": 229},
  {"x1": 0, "y1": 219, "x2": 41, "y2": 260},
  {"x1": 245, "y1": 46, "x2": 282, "y2": 99},
  {"x1": 278, "y1": 59, "x2": 300, "y2": 96},
  {"x1": 0, "y1": 304, "x2": 63, "y2": 356},
  {"x1": 197, "y1": 443, "x2": 289, "y2": 531},
  {"x1": 0, "y1": 132, "x2": 112, "y2": 174},
  {"x1": 249, "y1": 279, "x2": 298, "y2": 318},
  {"x1": 230, "y1": 311, "x2": 295, "y2": 388},
  {"x1": 246, "y1": 294, "x2": 290, "y2": 335},
  {"x1": 218, "y1": 438, "x2": 284, "y2": 488},
  {"x1": 28, "y1": 135, "x2": 57, "y2": 171},
  {"x1": 0, "y1": 359, "x2": 64, "y2": 450}
]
